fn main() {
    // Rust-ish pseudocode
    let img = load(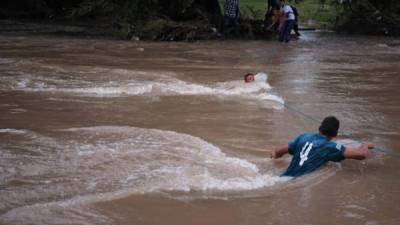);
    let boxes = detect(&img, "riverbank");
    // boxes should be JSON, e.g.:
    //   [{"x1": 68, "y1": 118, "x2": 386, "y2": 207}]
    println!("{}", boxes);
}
[
  {"x1": 1, "y1": 0, "x2": 399, "y2": 41},
  {"x1": 0, "y1": 19, "x2": 116, "y2": 38},
  {"x1": 0, "y1": 19, "x2": 275, "y2": 41}
]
